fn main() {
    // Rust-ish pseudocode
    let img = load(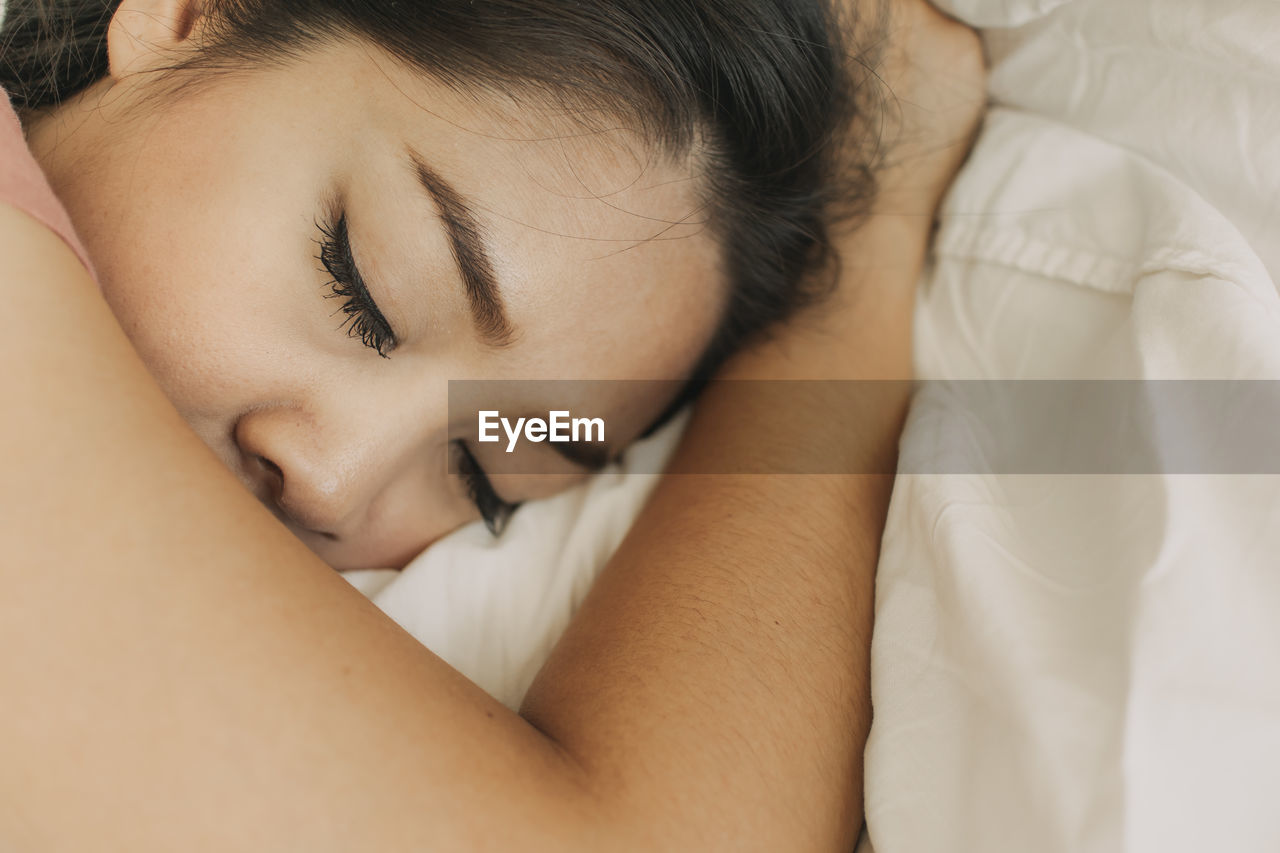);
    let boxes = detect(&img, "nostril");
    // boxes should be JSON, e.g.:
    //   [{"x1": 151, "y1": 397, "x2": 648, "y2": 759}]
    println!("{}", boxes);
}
[
  {"x1": 253, "y1": 454, "x2": 339, "y2": 542},
  {"x1": 252, "y1": 454, "x2": 288, "y2": 511},
  {"x1": 234, "y1": 412, "x2": 343, "y2": 542},
  {"x1": 256, "y1": 454, "x2": 284, "y2": 488}
]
